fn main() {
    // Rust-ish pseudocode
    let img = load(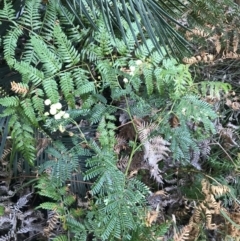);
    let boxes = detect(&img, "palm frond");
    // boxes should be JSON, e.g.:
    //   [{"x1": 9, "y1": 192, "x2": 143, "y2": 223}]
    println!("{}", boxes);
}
[{"x1": 62, "y1": 0, "x2": 190, "y2": 56}]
